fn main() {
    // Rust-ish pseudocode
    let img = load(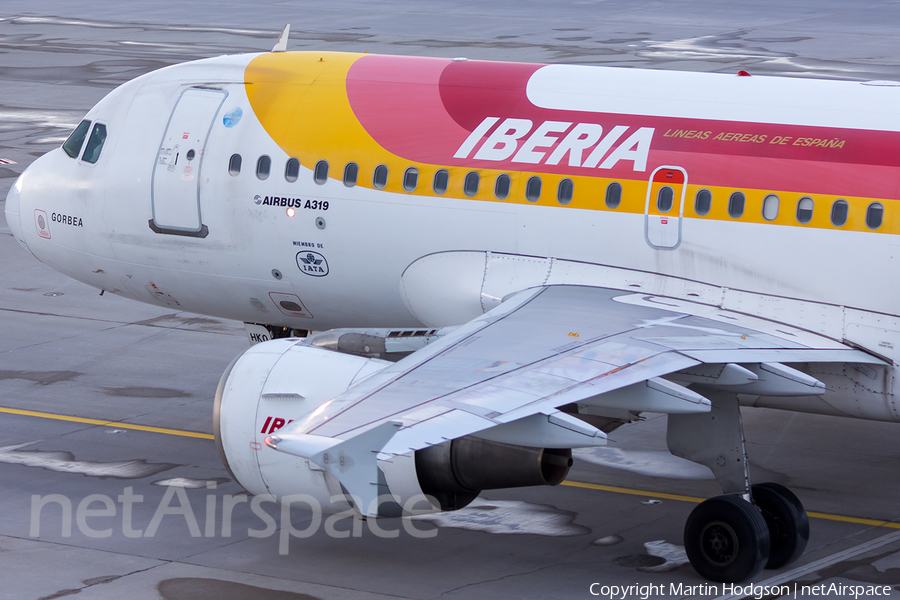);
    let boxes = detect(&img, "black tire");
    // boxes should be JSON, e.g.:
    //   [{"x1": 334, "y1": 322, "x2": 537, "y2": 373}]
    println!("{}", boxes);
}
[
  {"x1": 684, "y1": 495, "x2": 771, "y2": 582},
  {"x1": 753, "y1": 482, "x2": 809, "y2": 569}
]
